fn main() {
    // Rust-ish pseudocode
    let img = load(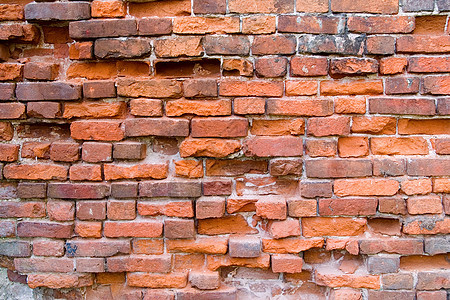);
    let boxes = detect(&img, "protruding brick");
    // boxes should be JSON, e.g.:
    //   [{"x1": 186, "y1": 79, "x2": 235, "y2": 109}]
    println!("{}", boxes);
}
[
  {"x1": 91, "y1": 0, "x2": 125, "y2": 18},
  {"x1": 255, "y1": 198, "x2": 287, "y2": 220}
]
